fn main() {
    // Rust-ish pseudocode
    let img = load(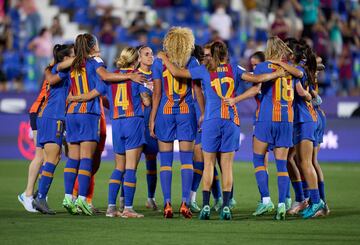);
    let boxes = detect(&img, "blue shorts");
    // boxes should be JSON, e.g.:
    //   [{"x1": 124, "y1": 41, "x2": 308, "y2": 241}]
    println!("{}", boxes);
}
[
  {"x1": 315, "y1": 109, "x2": 326, "y2": 146},
  {"x1": 293, "y1": 121, "x2": 317, "y2": 145},
  {"x1": 66, "y1": 114, "x2": 100, "y2": 143},
  {"x1": 254, "y1": 121, "x2": 293, "y2": 148},
  {"x1": 112, "y1": 117, "x2": 145, "y2": 154},
  {"x1": 155, "y1": 113, "x2": 196, "y2": 142},
  {"x1": 36, "y1": 117, "x2": 64, "y2": 147},
  {"x1": 143, "y1": 123, "x2": 158, "y2": 155},
  {"x1": 252, "y1": 125, "x2": 274, "y2": 151},
  {"x1": 202, "y1": 119, "x2": 240, "y2": 153}
]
